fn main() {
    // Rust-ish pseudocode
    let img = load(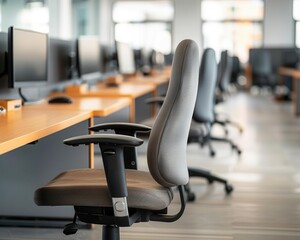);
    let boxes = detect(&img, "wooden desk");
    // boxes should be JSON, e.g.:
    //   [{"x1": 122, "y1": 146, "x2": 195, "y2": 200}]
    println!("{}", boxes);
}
[
  {"x1": 27, "y1": 97, "x2": 130, "y2": 118},
  {"x1": 278, "y1": 67, "x2": 300, "y2": 115},
  {"x1": 0, "y1": 97, "x2": 131, "y2": 168},
  {"x1": 125, "y1": 71, "x2": 170, "y2": 88},
  {"x1": 63, "y1": 82, "x2": 155, "y2": 123},
  {"x1": 0, "y1": 108, "x2": 91, "y2": 156}
]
